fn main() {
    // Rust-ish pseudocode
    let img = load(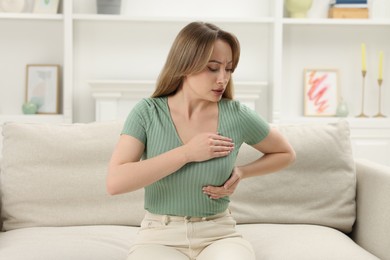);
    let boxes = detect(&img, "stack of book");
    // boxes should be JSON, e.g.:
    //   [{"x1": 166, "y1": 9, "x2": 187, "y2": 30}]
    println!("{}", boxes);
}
[{"x1": 328, "y1": 0, "x2": 368, "y2": 19}]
